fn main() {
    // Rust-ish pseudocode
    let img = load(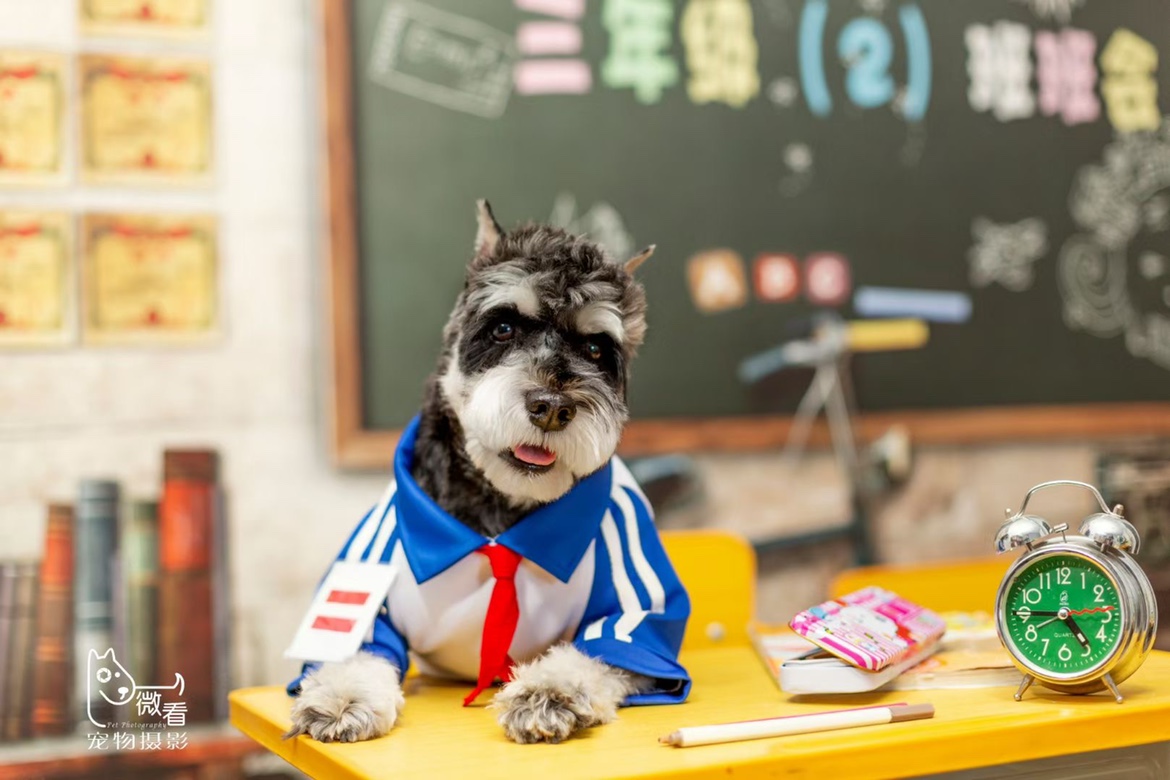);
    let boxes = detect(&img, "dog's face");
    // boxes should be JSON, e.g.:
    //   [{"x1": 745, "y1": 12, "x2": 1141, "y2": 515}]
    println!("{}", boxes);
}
[{"x1": 438, "y1": 201, "x2": 653, "y2": 506}]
